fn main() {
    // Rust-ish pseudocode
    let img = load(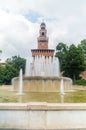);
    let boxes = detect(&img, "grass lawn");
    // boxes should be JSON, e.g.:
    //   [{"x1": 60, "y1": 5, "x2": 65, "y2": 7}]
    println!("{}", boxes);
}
[{"x1": 0, "y1": 87, "x2": 86, "y2": 103}]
